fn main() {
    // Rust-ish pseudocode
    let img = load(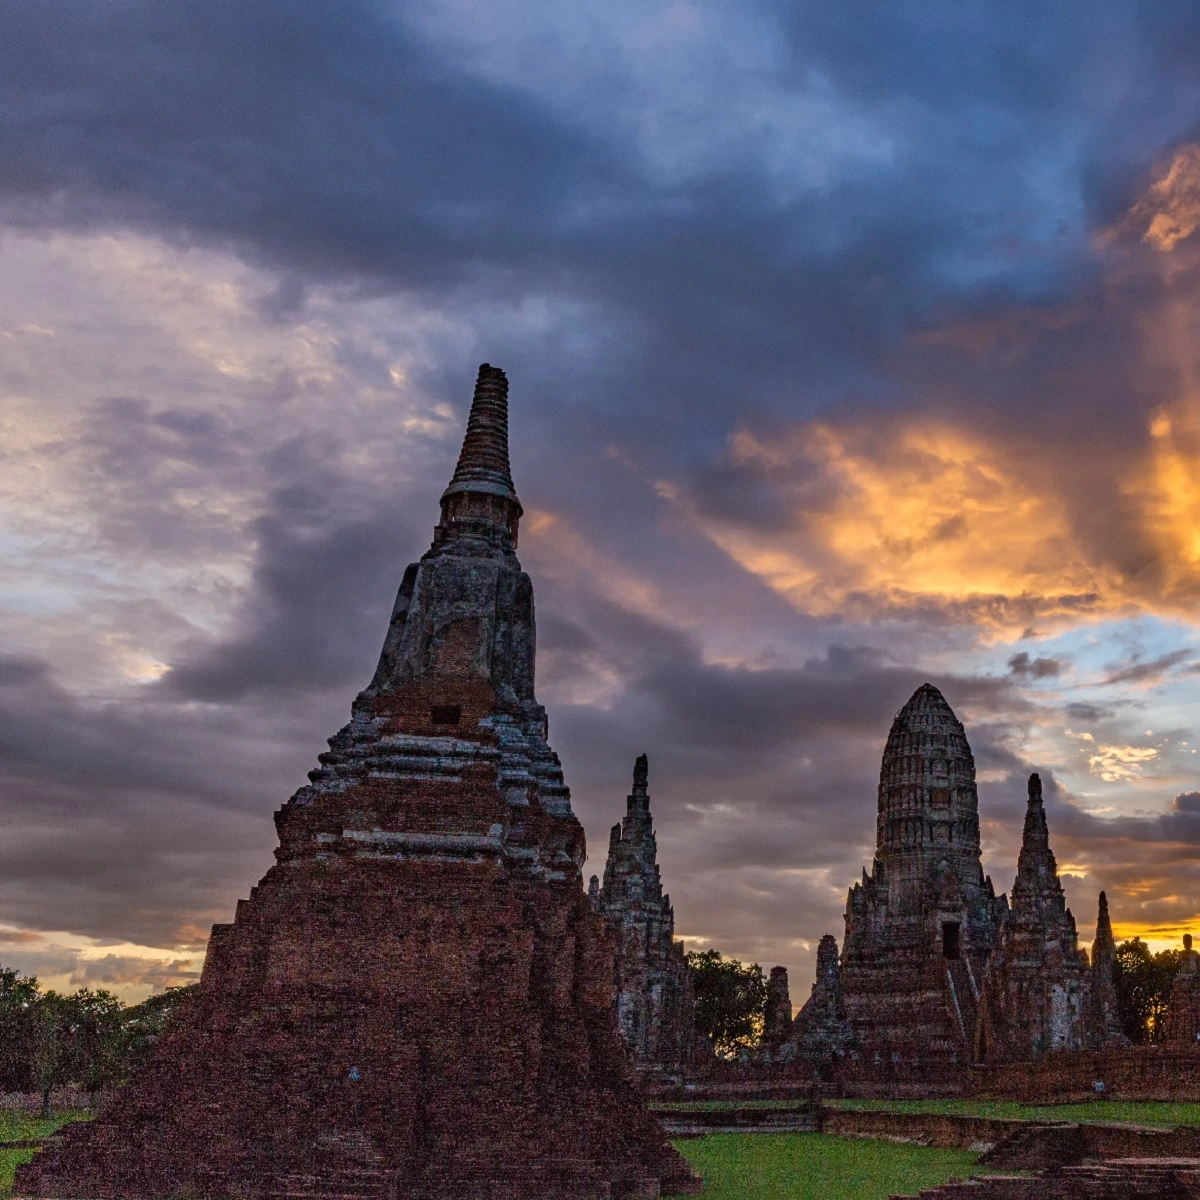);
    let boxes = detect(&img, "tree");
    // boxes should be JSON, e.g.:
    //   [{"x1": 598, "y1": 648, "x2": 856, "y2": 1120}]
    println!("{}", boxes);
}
[
  {"x1": 1114, "y1": 938, "x2": 1182, "y2": 1043},
  {"x1": 28, "y1": 991, "x2": 80, "y2": 1116},
  {"x1": 686, "y1": 949, "x2": 766, "y2": 1058},
  {"x1": 0, "y1": 965, "x2": 41, "y2": 1091},
  {"x1": 70, "y1": 989, "x2": 127, "y2": 1102}
]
